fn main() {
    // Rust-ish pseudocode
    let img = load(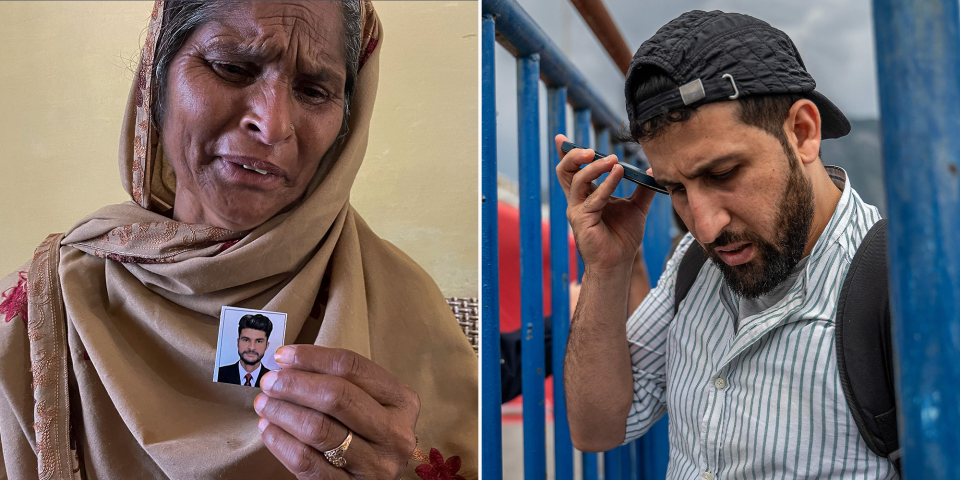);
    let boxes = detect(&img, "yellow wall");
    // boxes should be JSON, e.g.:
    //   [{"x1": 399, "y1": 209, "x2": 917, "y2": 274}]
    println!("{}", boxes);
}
[{"x1": 0, "y1": 1, "x2": 478, "y2": 297}]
